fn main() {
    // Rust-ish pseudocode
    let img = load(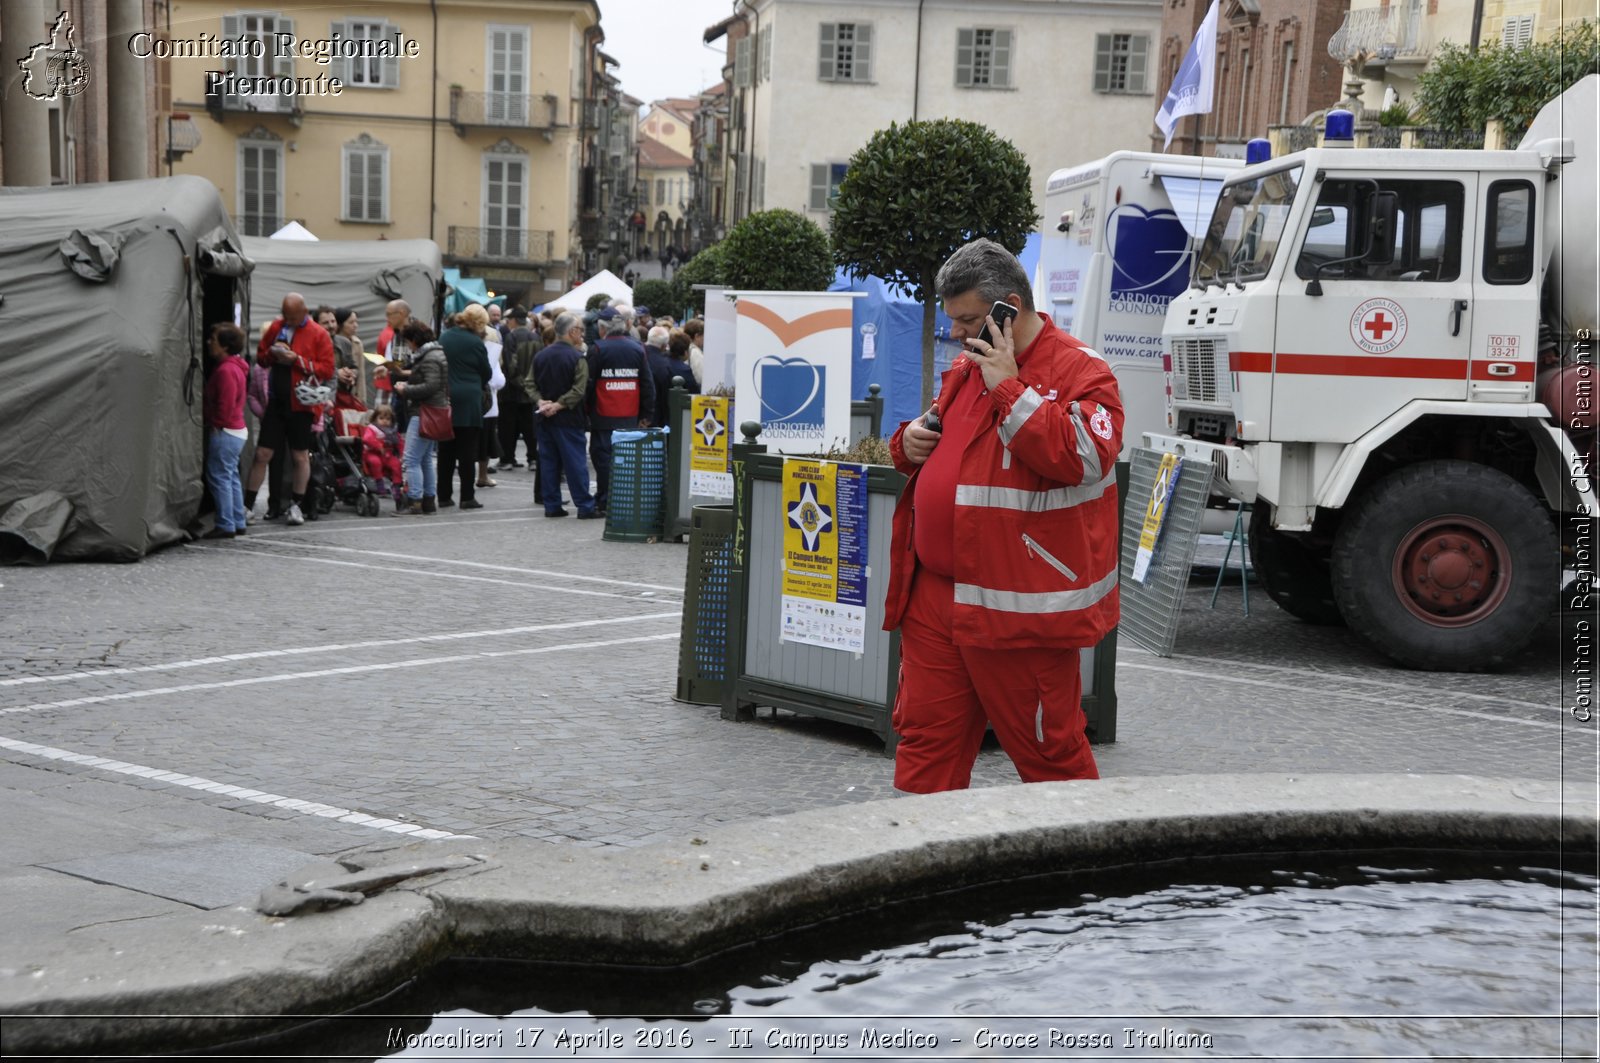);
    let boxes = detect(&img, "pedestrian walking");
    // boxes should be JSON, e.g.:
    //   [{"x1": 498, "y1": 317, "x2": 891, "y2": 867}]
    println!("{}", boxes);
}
[{"x1": 883, "y1": 238, "x2": 1123, "y2": 793}]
